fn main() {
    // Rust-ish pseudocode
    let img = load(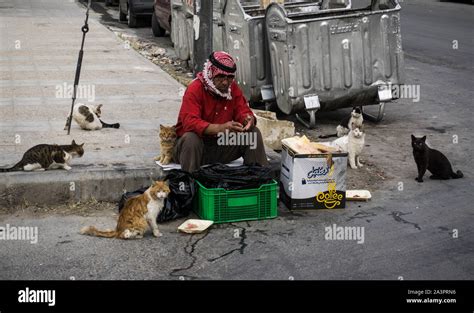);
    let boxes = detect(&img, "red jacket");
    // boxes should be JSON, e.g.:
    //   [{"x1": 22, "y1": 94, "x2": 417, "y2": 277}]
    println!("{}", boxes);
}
[{"x1": 175, "y1": 79, "x2": 254, "y2": 137}]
